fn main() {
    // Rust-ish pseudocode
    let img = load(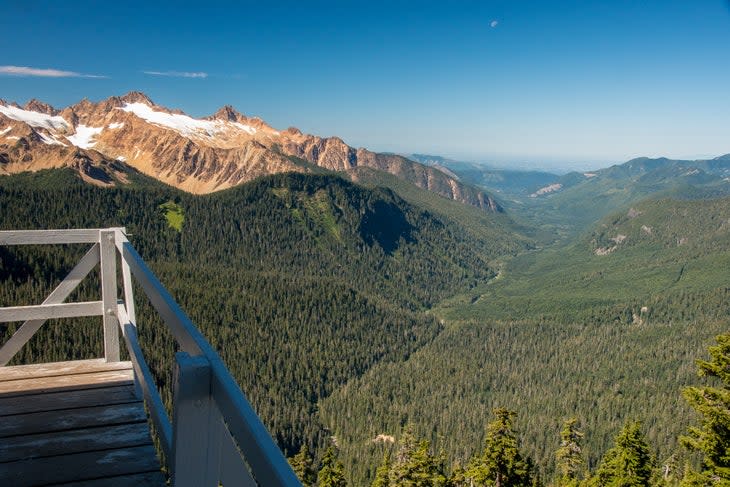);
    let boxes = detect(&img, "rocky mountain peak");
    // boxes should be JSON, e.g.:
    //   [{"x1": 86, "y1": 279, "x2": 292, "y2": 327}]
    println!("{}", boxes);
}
[
  {"x1": 120, "y1": 91, "x2": 154, "y2": 105},
  {"x1": 210, "y1": 105, "x2": 244, "y2": 122},
  {"x1": 24, "y1": 99, "x2": 57, "y2": 115},
  {"x1": 284, "y1": 127, "x2": 302, "y2": 136},
  {"x1": 69, "y1": 98, "x2": 94, "y2": 112}
]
